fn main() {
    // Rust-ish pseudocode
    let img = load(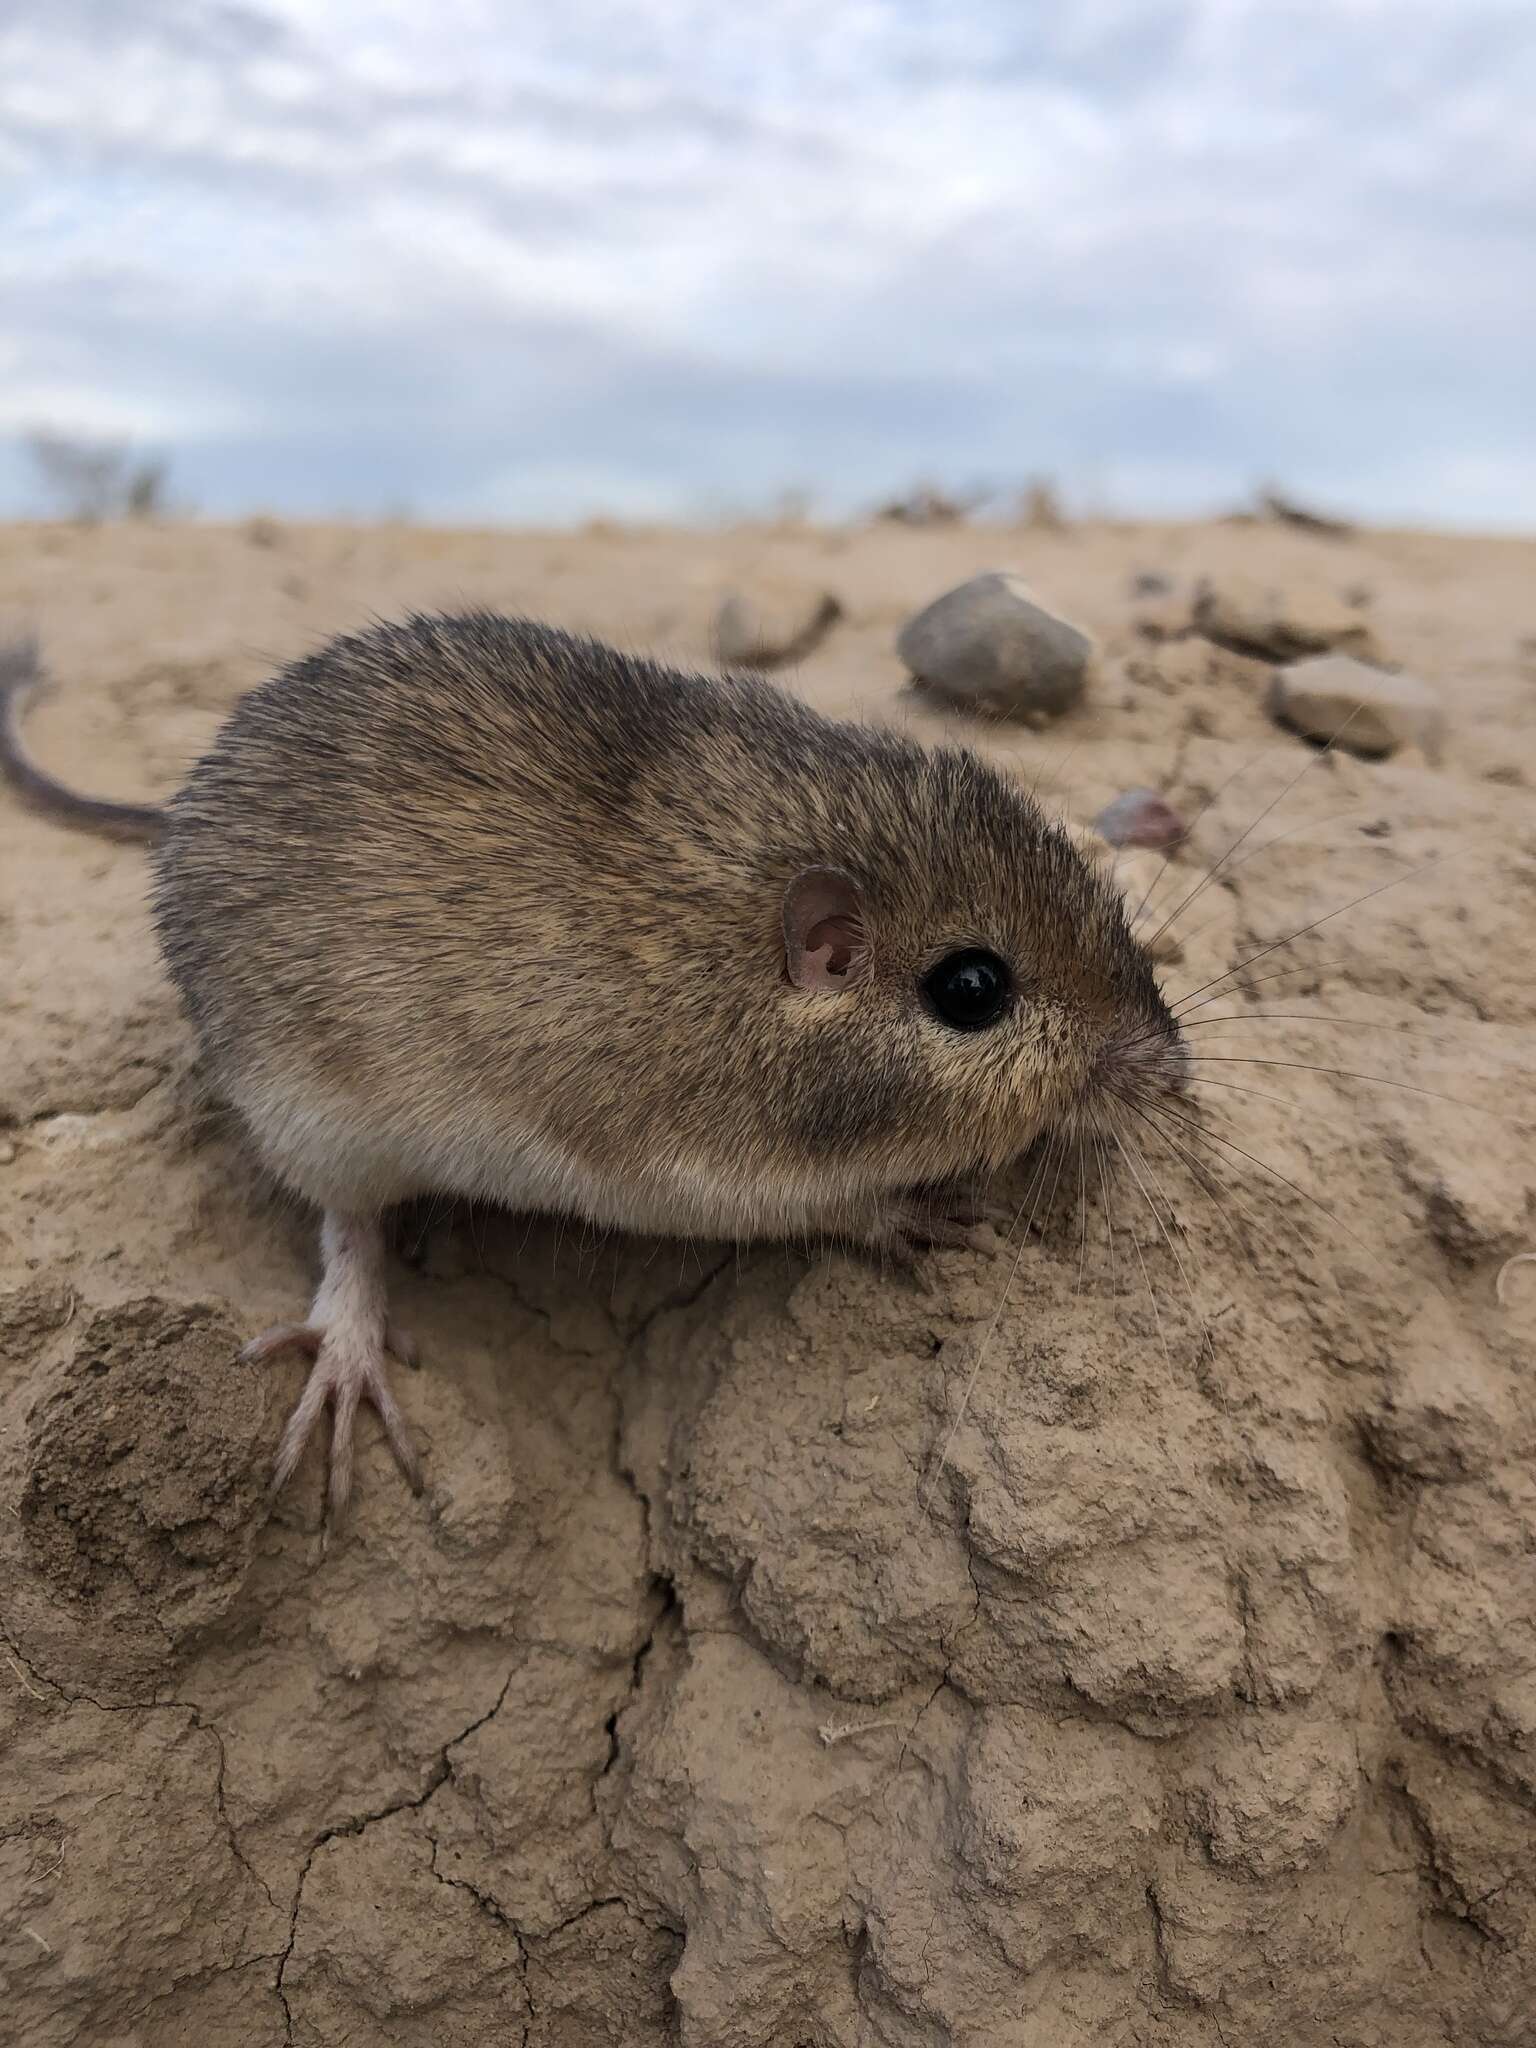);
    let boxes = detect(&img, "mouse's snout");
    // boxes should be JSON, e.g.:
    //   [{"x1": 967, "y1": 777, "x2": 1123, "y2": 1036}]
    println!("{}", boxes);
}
[{"x1": 1087, "y1": 996, "x2": 1190, "y2": 1110}]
